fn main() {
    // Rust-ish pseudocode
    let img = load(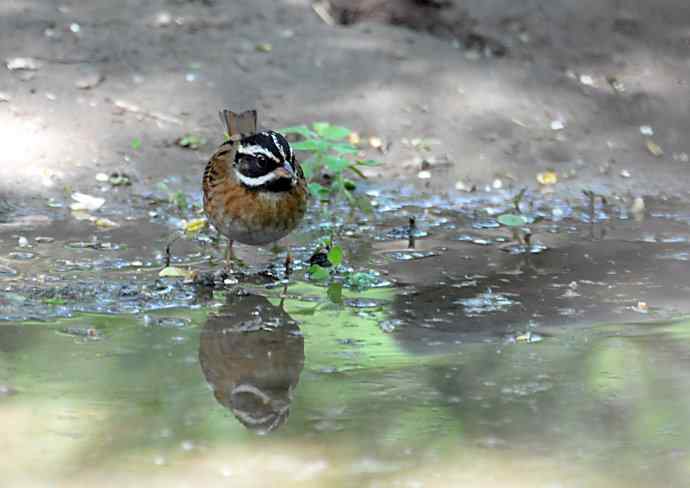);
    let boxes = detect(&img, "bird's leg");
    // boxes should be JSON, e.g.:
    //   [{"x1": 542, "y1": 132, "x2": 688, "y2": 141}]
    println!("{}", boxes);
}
[
  {"x1": 279, "y1": 251, "x2": 293, "y2": 309},
  {"x1": 284, "y1": 251, "x2": 293, "y2": 280},
  {"x1": 224, "y1": 239, "x2": 235, "y2": 274}
]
